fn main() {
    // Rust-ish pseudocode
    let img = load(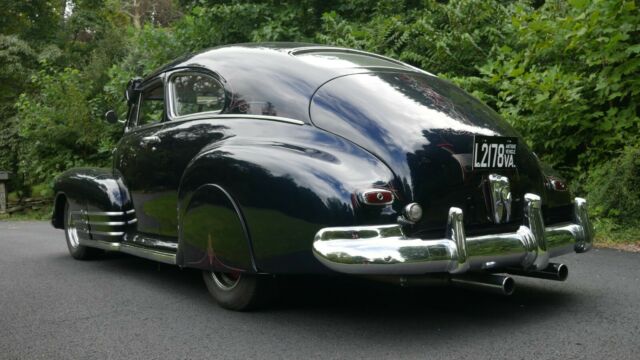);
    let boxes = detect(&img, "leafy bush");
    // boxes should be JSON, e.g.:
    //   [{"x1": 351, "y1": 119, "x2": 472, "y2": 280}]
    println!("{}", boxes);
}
[
  {"x1": 0, "y1": 35, "x2": 38, "y2": 191},
  {"x1": 477, "y1": 0, "x2": 640, "y2": 182},
  {"x1": 15, "y1": 66, "x2": 115, "y2": 186},
  {"x1": 587, "y1": 146, "x2": 640, "y2": 226},
  {"x1": 2, "y1": 0, "x2": 640, "y2": 236},
  {"x1": 317, "y1": 0, "x2": 510, "y2": 77}
]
